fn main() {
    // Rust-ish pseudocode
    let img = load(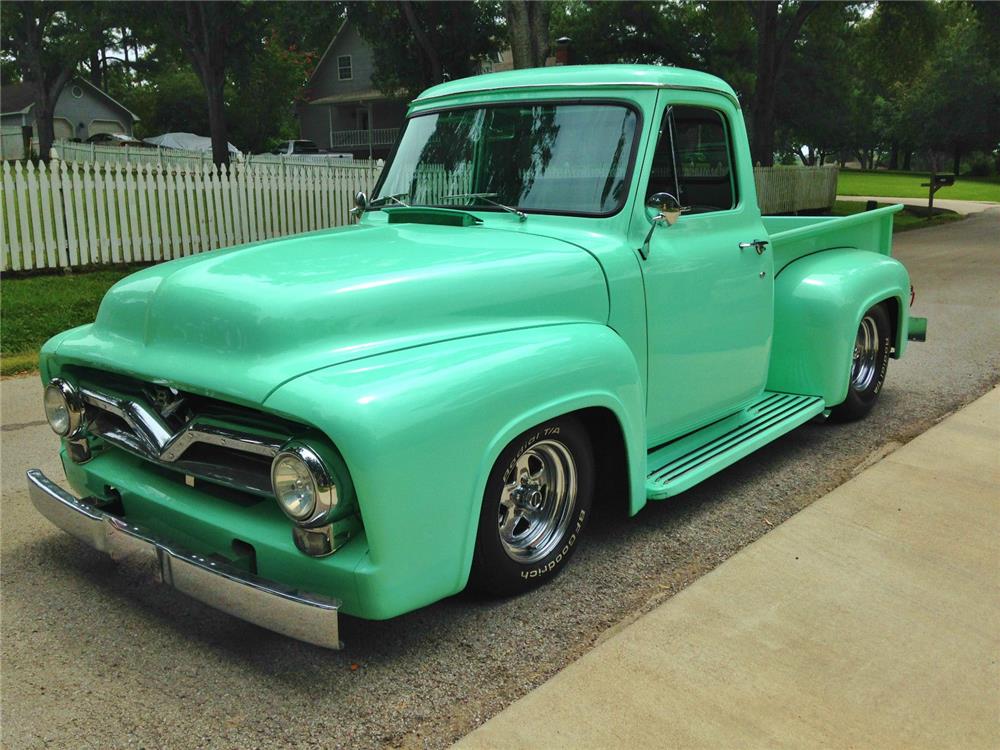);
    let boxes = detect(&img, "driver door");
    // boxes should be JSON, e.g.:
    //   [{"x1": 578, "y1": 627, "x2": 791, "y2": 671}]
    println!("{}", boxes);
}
[{"x1": 640, "y1": 99, "x2": 773, "y2": 446}]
